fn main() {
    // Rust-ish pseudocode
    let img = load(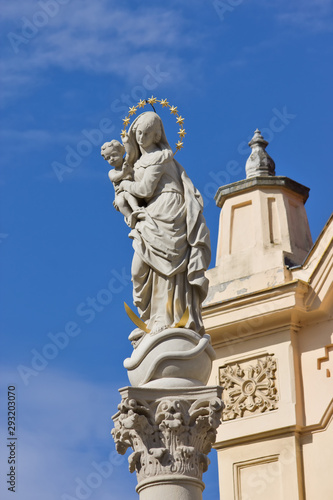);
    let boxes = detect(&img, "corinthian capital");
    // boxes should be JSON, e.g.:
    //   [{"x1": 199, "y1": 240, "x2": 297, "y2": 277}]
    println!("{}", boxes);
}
[{"x1": 112, "y1": 386, "x2": 223, "y2": 484}]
